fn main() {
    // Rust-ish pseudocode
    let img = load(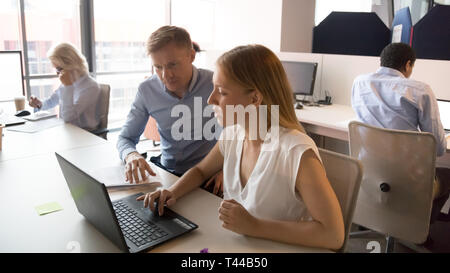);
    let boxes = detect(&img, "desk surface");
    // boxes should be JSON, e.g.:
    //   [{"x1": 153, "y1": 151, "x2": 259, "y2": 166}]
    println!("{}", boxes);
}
[
  {"x1": 0, "y1": 120, "x2": 105, "y2": 162},
  {"x1": 0, "y1": 138, "x2": 329, "y2": 253},
  {"x1": 58, "y1": 143, "x2": 329, "y2": 253},
  {"x1": 296, "y1": 104, "x2": 357, "y2": 132},
  {"x1": 297, "y1": 104, "x2": 450, "y2": 151}
]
